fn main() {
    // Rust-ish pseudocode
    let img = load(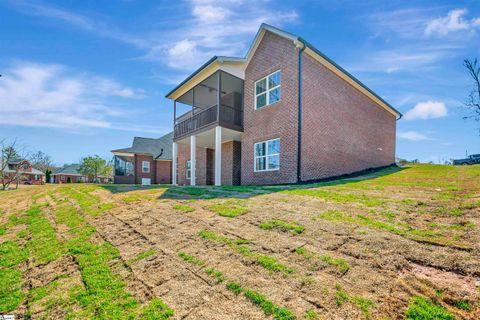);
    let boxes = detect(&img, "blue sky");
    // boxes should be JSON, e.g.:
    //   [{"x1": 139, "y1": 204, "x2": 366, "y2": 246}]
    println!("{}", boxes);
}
[{"x1": 0, "y1": 0, "x2": 479, "y2": 165}]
